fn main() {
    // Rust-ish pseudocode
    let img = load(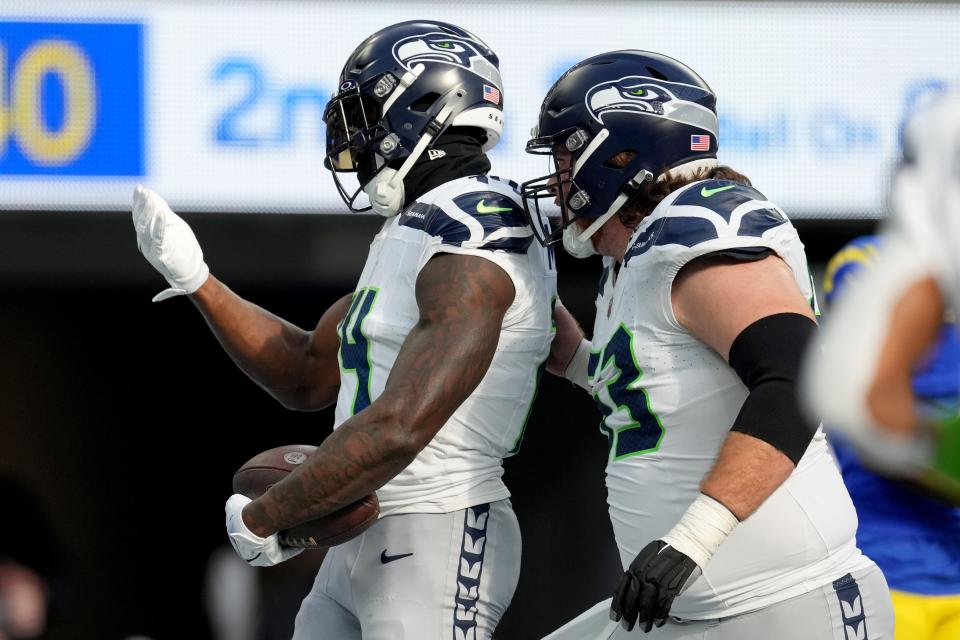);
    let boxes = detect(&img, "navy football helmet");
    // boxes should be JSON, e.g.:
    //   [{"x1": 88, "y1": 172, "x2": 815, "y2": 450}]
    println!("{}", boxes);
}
[
  {"x1": 323, "y1": 21, "x2": 505, "y2": 216},
  {"x1": 521, "y1": 50, "x2": 719, "y2": 247}
]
